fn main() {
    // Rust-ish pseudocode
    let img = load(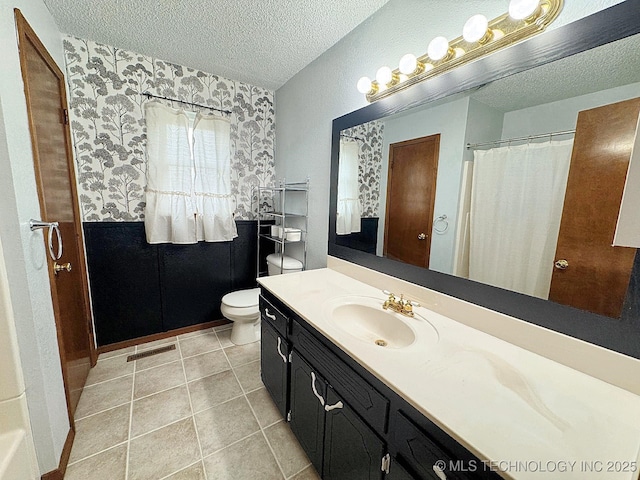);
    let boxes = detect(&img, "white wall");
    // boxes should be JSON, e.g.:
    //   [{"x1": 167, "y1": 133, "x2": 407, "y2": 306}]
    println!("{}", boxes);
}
[
  {"x1": 275, "y1": 0, "x2": 626, "y2": 269},
  {"x1": 0, "y1": 1, "x2": 69, "y2": 474},
  {"x1": 377, "y1": 97, "x2": 470, "y2": 273}
]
